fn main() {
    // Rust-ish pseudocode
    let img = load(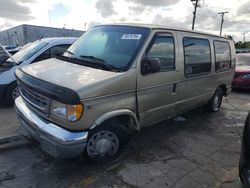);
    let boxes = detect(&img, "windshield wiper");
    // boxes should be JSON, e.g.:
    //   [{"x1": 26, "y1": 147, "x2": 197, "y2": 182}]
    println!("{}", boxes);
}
[
  {"x1": 80, "y1": 55, "x2": 112, "y2": 70},
  {"x1": 58, "y1": 54, "x2": 120, "y2": 72}
]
